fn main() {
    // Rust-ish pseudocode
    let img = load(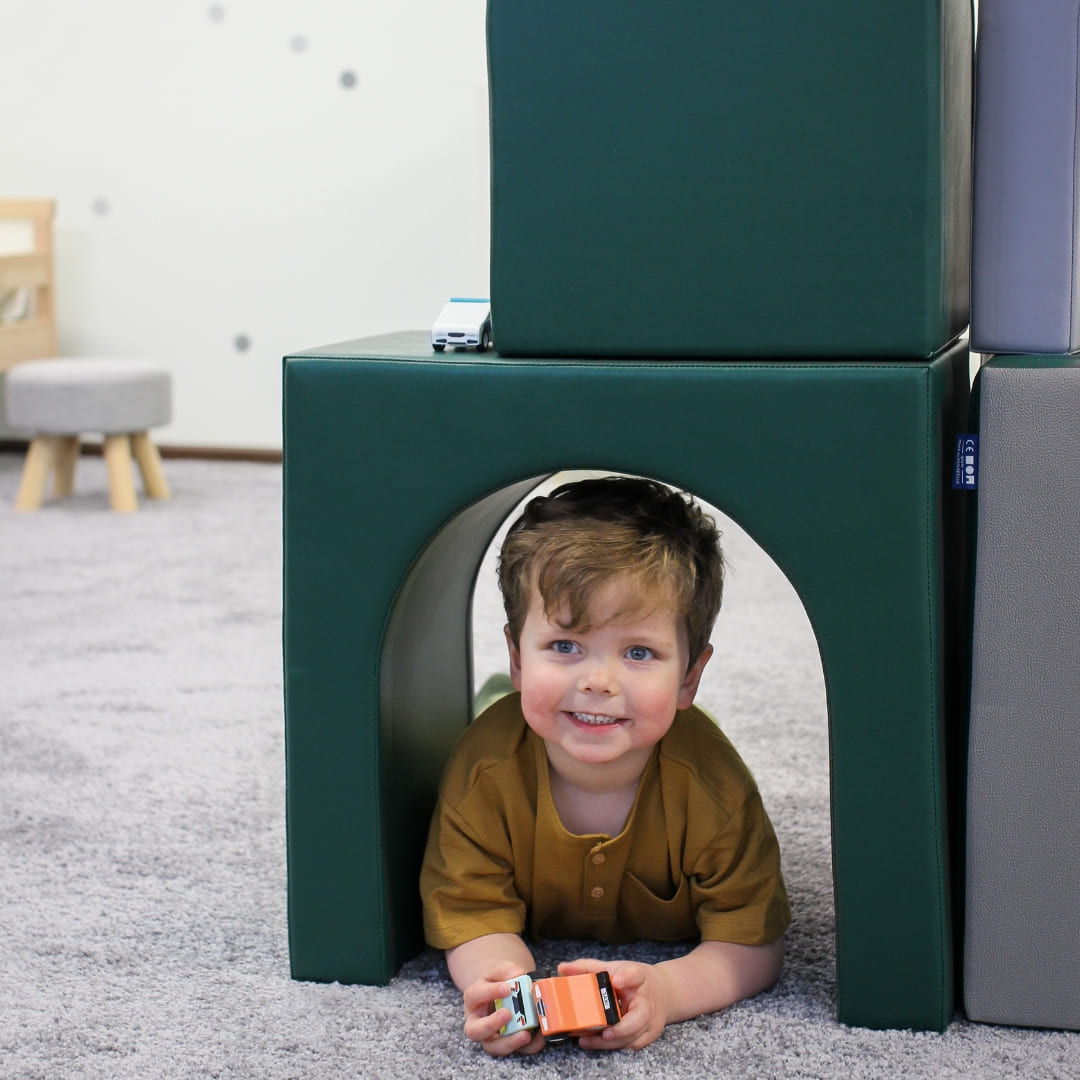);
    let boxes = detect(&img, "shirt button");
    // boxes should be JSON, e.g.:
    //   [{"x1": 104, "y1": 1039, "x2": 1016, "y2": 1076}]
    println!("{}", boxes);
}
[
  {"x1": 590, "y1": 886, "x2": 605, "y2": 900},
  {"x1": 591, "y1": 852, "x2": 606, "y2": 865}
]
